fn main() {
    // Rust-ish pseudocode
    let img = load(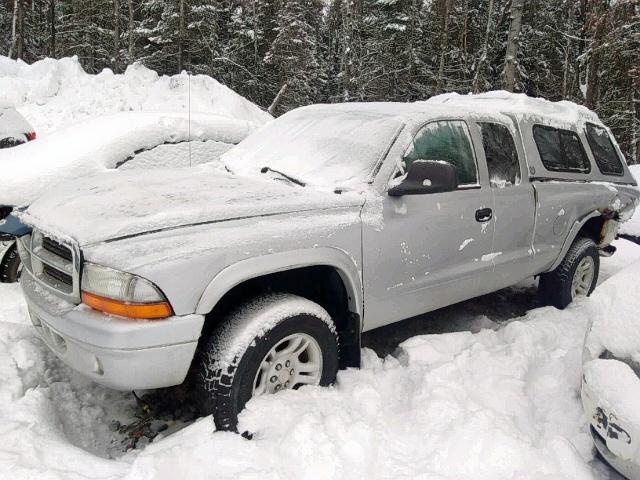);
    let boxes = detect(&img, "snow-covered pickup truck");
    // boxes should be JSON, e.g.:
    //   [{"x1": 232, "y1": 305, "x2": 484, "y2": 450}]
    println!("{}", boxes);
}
[{"x1": 16, "y1": 92, "x2": 639, "y2": 431}]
